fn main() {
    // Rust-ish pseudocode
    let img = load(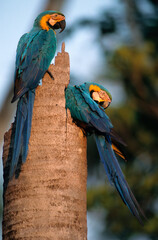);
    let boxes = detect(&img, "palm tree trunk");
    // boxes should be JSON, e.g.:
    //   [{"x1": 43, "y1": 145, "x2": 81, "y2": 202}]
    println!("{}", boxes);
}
[{"x1": 2, "y1": 43, "x2": 87, "y2": 240}]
